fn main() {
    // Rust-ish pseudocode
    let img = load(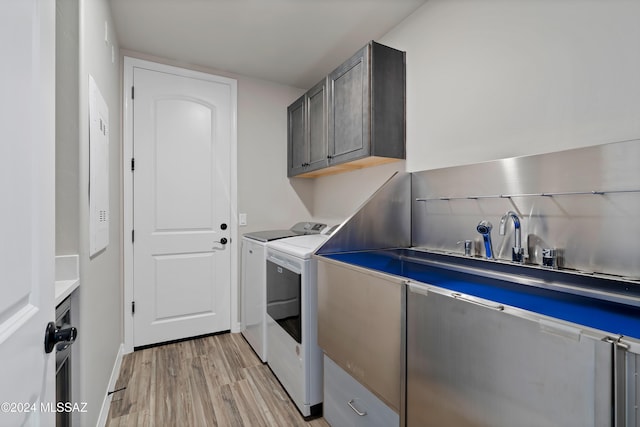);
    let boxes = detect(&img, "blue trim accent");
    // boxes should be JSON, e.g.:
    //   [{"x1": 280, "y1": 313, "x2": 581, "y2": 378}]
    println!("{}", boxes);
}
[{"x1": 323, "y1": 251, "x2": 640, "y2": 339}]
